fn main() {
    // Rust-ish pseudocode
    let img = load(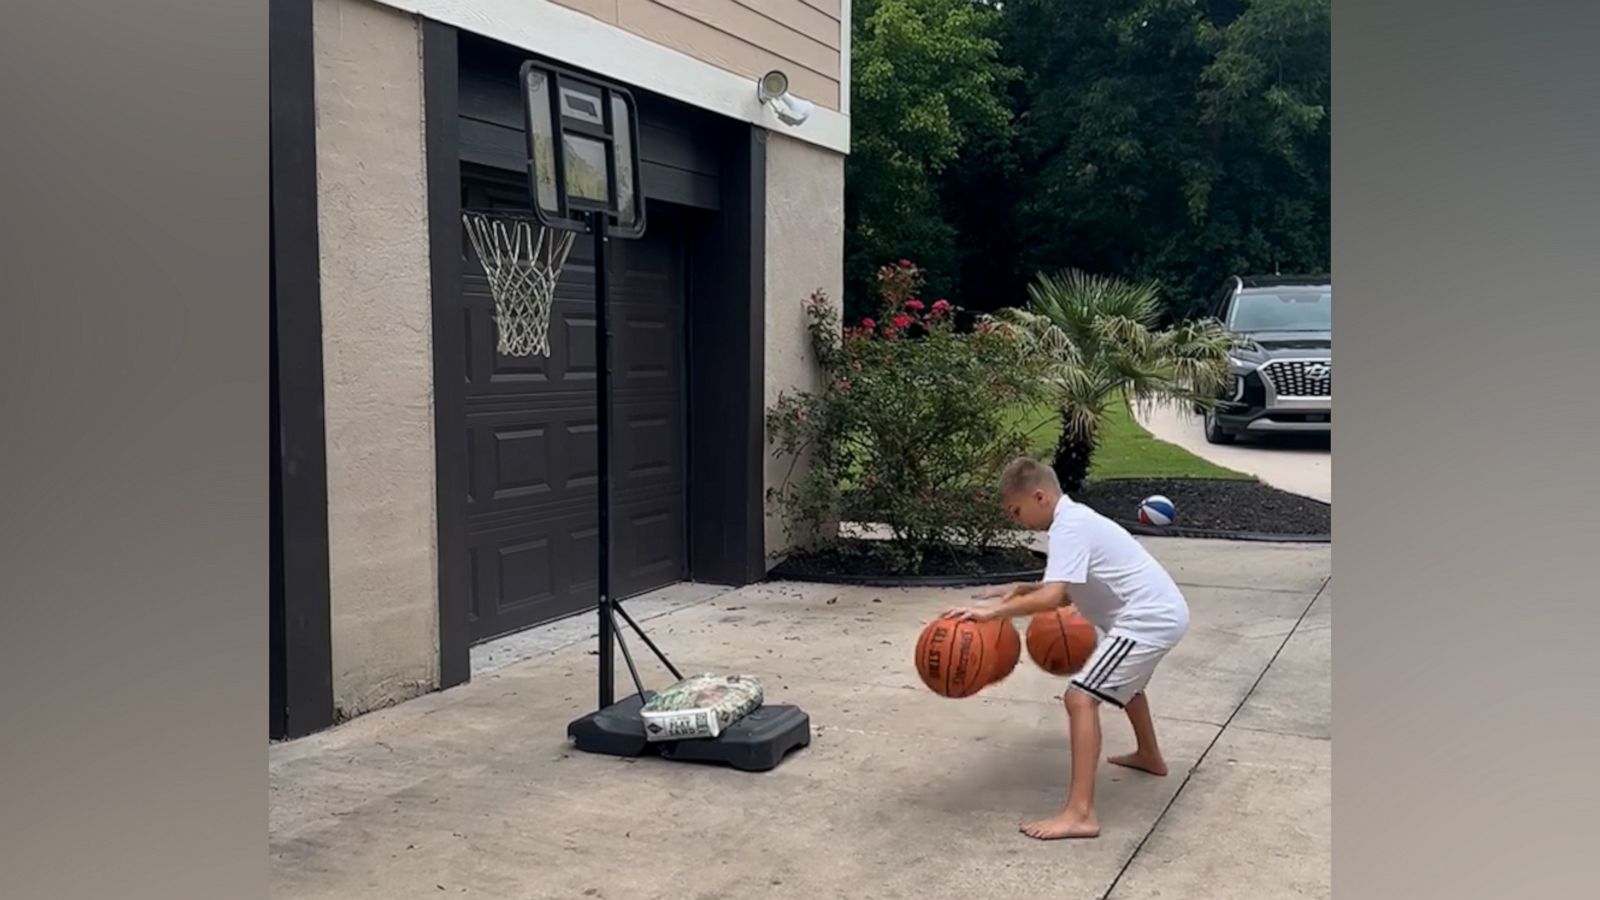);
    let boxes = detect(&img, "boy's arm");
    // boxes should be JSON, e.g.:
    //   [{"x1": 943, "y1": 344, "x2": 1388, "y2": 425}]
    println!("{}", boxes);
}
[
  {"x1": 953, "y1": 517, "x2": 1084, "y2": 620},
  {"x1": 946, "y1": 581, "x2": 1071, "y2": 621},
  {"x1": 972, "y1": 581, "x2": 1040, "y2": 601}
]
